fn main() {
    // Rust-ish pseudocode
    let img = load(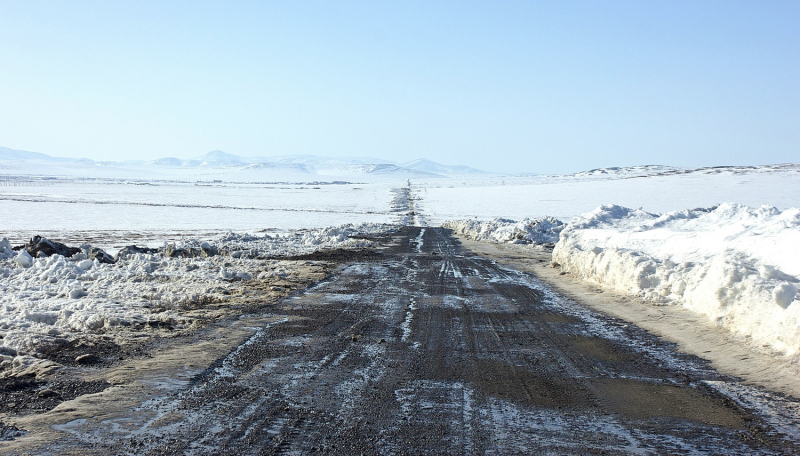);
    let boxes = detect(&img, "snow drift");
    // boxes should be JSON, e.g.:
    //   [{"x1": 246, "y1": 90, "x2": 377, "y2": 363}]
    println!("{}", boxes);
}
[
  {"x1": 442, "y1": 217, "x2": 565, "y2": 245},
  {"x1": 552, "y1": 203, "x2": 800, "y2": 358}
]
